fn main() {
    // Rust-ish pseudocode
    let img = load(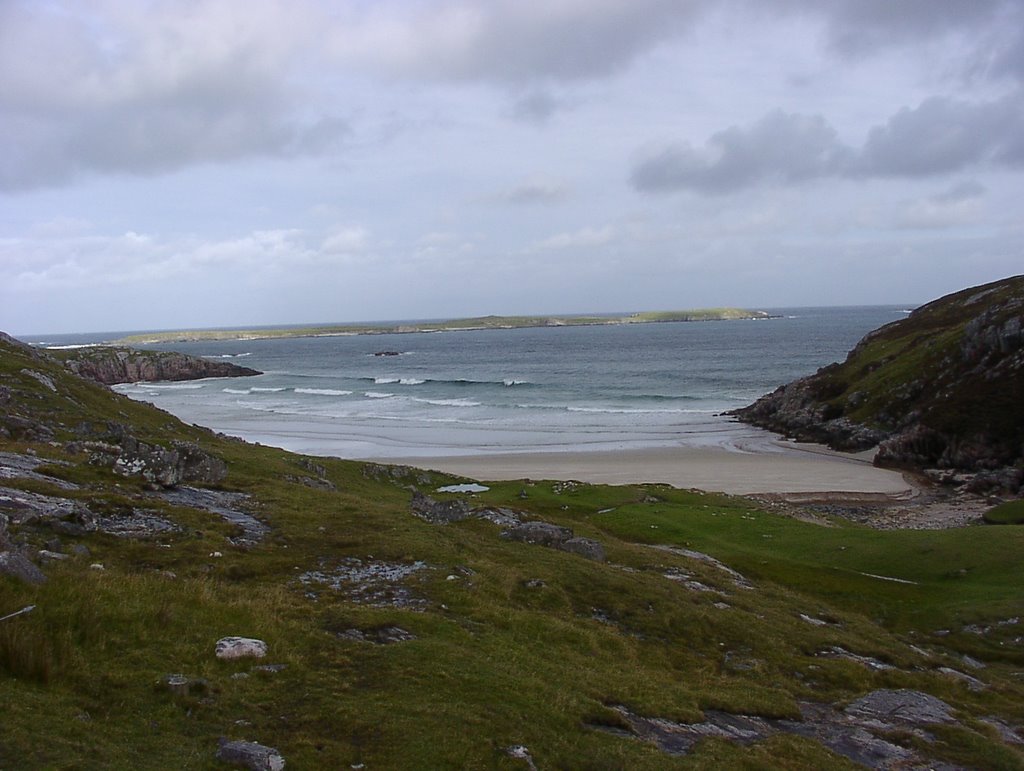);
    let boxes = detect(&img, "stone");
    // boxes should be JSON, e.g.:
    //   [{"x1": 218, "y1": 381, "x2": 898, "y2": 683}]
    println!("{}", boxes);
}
[
  {"x1": 410, "y1": 491, "x2": 474, "y2": 524},
  {"x1": 216, "y1": 738, "x2": 285, "y2": 771},
  {"x1": 501, "y1": 521, "x2": 573, "y2": 547},
  {"x1": 0, "y1": 551, "x2": 47, "y2": 585},
  {"x1": 844, "y1": 689, "x2": 956, "y2": 726},
  {"x1": 215, "y1": 637, "x2": 268, "y2": 660},
  {"x1": 559, "y1": 536, "x2": 606, "y2": 562},
  {"x1": 337, "y1": 626, "x2": 416, "y2": 644}
]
